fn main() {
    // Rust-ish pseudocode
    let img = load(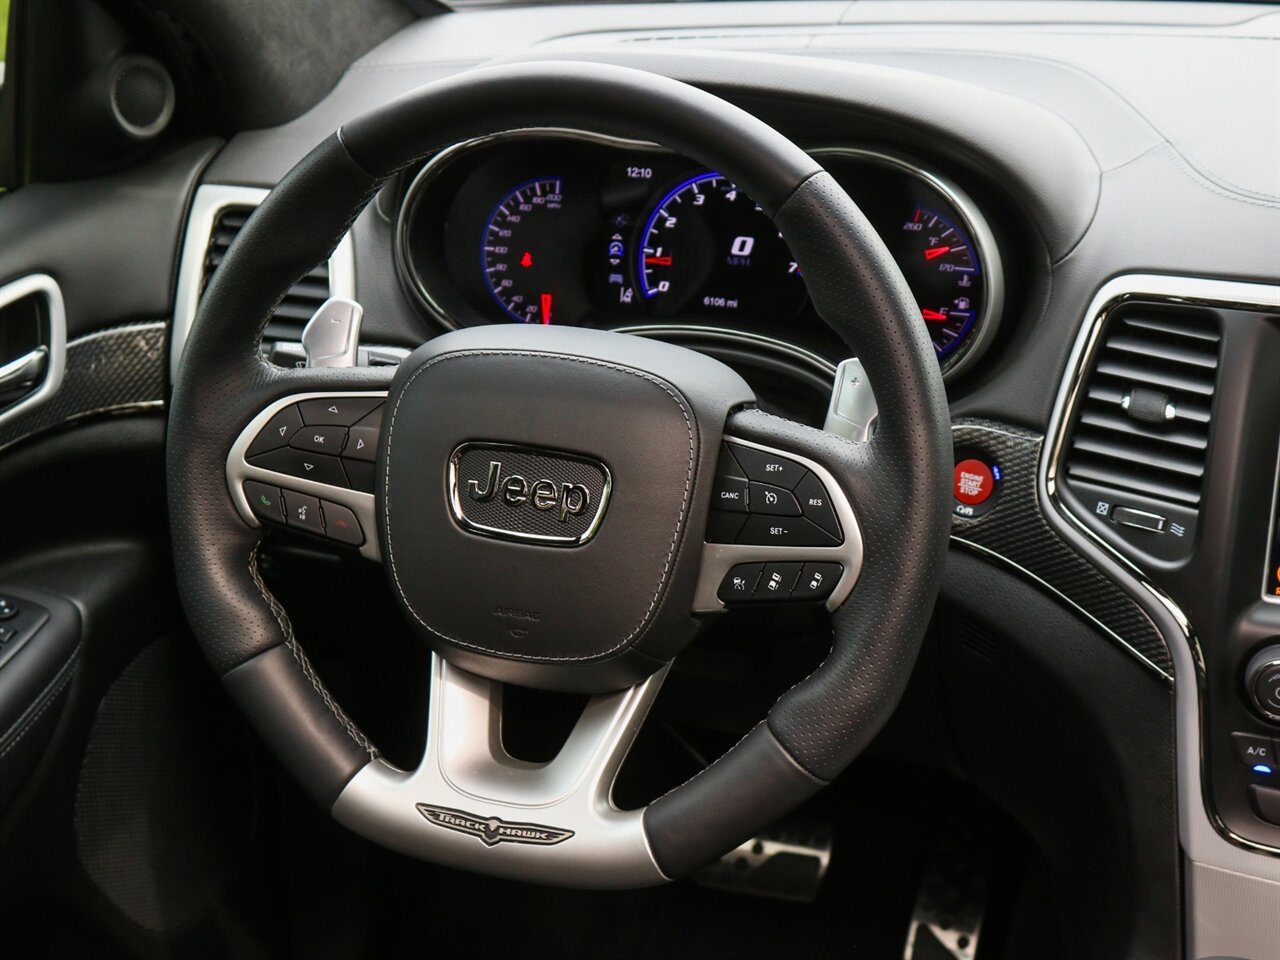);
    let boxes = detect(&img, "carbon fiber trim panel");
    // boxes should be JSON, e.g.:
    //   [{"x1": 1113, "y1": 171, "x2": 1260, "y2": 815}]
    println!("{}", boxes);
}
[
  {"x1": 0, "y1": 322, "x2": 166, "y2": 454},
  {"x1": 949, "y1": 418, "x2": 1172, "y2": 679}
]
